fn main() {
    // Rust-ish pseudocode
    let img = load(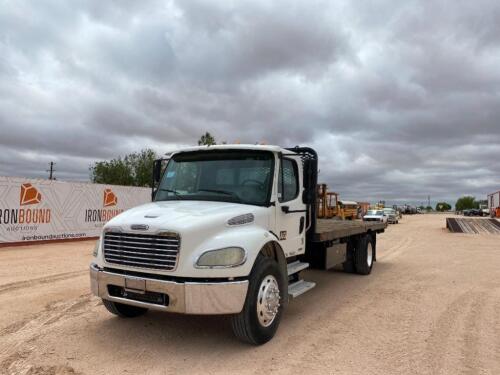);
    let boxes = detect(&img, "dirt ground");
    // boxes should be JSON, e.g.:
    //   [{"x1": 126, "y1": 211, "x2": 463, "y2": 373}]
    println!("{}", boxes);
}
[{"x1": 1, "y1": 214, "x2": 499, "y2": 375}]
